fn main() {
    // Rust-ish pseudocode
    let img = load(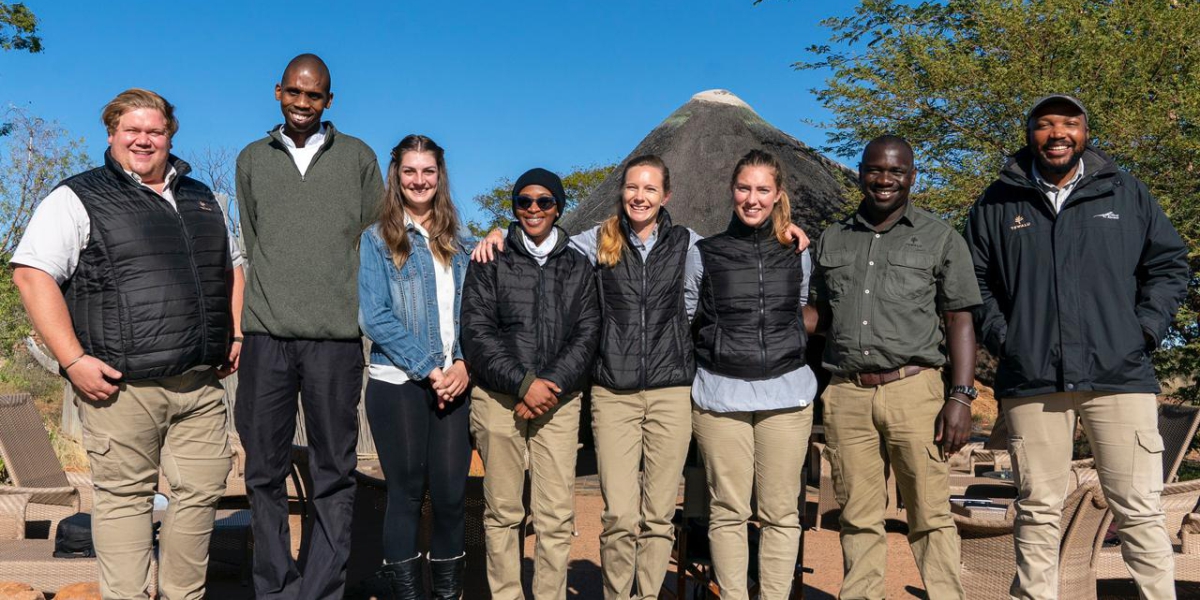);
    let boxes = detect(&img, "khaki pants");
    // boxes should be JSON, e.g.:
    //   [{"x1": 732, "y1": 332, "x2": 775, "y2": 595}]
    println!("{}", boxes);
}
[
  {"x1": 1005, "y1": 391, "x2": 1174, "y2": 600},
  {"x1": 692, "y1": 405, "x2": 812, "y2": 600},
  {"x1": 591, "y1": 385, "x2": 692, "y2": 600},
  {"x1": 78, "y1": 369, "x2": 232, "y2": 600},
  {"x1": 470, "y1": 386, "x2": 581, "y2": 600},
  {"x1": 822, "y1": 368, "x2": 963, "y2": 600}
]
